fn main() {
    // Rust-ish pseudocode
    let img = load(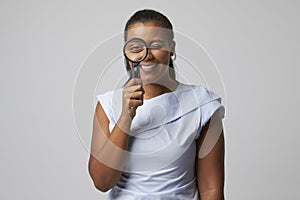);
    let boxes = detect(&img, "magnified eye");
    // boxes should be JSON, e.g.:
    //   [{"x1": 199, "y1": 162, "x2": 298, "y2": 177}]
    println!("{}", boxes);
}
[
  {"x1": 128, "y1": 44, "x2": 144, "y2": 53},
  {"x1": 124, "y1": 38, "x2": 148, "y2": 62}
]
